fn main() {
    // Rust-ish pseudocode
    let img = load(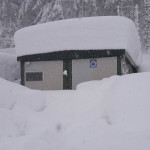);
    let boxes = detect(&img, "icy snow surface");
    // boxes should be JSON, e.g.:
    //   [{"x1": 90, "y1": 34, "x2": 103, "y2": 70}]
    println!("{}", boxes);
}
[
  {"x1": 0, "y1": 72, "x2": 150, "y2": 150},
  {"x1": 15, "y1": 16, "x2": 141, "y2": 65}
]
